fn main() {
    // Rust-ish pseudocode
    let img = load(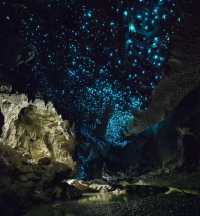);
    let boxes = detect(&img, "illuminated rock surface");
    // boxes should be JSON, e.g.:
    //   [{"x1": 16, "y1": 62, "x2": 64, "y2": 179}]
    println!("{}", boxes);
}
[
  {"x1": 0, "y1": 89, "x2": 80, "y2": 214},
  {"x1": 0, "y1": 90, "x2": 76, "y2": 170}
]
